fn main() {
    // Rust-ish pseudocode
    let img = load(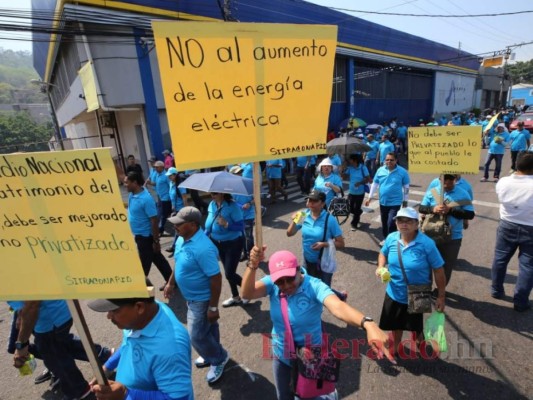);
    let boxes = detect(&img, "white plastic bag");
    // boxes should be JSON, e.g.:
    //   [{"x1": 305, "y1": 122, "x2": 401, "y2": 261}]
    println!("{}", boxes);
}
[{"x1": 320, "y1": 238, "x2": 337, "y2": 273}]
